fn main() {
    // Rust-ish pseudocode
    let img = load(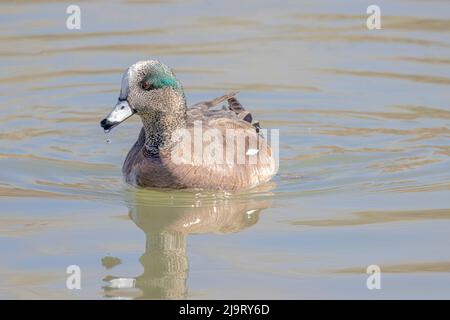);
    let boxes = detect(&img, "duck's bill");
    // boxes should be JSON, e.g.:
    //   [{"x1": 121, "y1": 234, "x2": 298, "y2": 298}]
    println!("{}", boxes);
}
[{"x1": 100, "y1": 100, "x2": 135, "y2": 131}]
